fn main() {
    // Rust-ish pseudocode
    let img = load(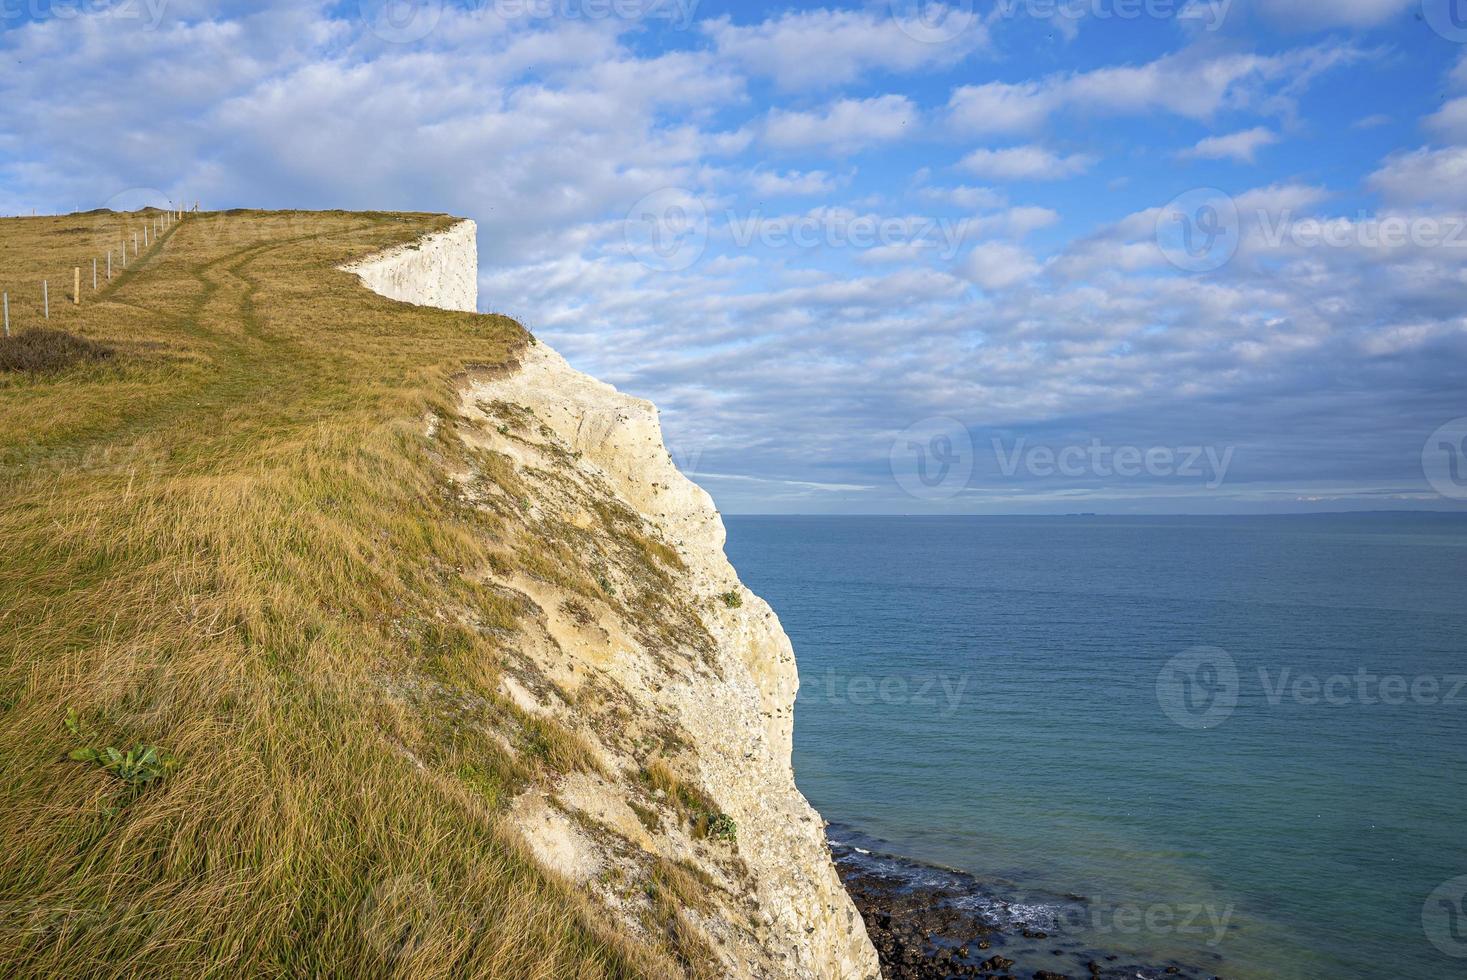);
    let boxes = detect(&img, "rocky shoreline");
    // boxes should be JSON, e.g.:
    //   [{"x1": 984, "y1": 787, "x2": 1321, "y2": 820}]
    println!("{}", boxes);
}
[{"x1": 828, "y1": 828, "x2": 1222, "y2": 980}]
